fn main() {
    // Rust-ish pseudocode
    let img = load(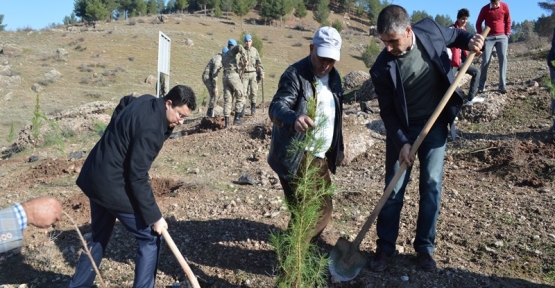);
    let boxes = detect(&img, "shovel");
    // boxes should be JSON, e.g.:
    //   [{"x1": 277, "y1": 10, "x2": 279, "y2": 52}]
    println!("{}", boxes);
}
[
  {"x1": 162, "y1": 229, "x2": 201, "y2": 288},
  {"x1": 329, "y1": 27, "x2": 490, "y2": 282}
]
